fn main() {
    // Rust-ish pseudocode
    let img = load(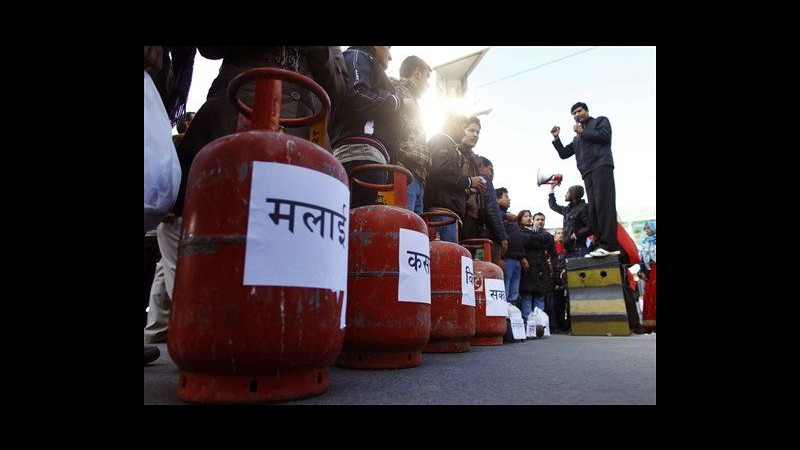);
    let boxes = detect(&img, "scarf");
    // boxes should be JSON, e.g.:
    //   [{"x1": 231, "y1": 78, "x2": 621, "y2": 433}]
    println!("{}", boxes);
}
[
  {"x1": 643, "y1": 220, "x2": 656, "y2": 244},
  {"x1": 639, "y1": 220, "x2": 656, "y2": 268}
]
